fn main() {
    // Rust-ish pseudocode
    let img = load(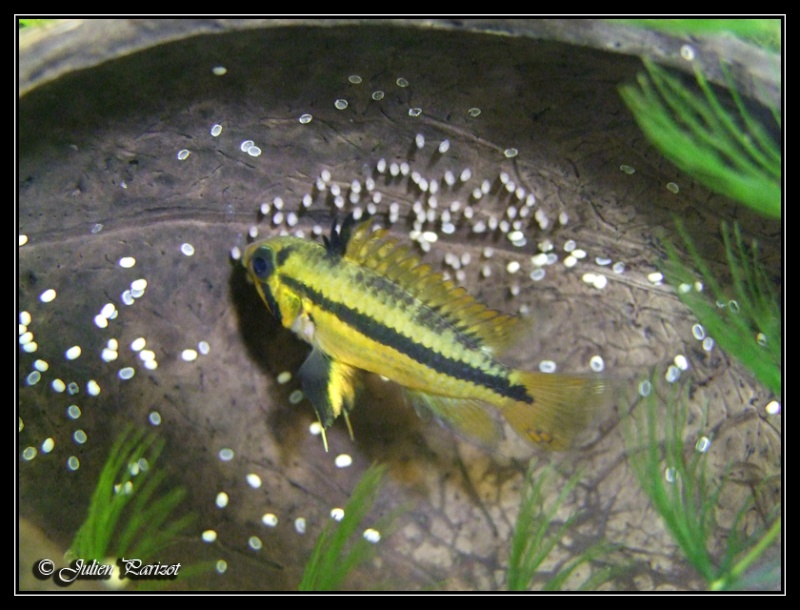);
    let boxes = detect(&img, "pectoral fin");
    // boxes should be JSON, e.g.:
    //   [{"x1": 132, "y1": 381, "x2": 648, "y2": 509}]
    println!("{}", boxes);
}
[
  {"x1": 405, "y1": 389, "x2": 505, "y2": 449},
  {"x1": 298, "y1": 349, "x2": 361, "y2": 445}
]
